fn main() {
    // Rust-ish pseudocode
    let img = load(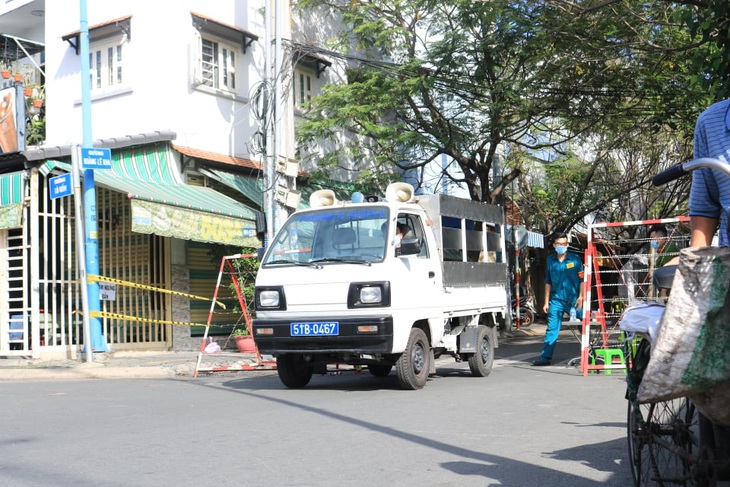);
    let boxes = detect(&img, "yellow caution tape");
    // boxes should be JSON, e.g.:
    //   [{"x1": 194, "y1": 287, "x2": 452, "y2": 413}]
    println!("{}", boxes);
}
[
  {"x1": 86, "y1": 274, "x2": 226, "y2": 309},
  {"x1": 89, "y1": 310, "x2": 238, "y2": 328}
]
